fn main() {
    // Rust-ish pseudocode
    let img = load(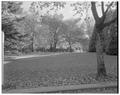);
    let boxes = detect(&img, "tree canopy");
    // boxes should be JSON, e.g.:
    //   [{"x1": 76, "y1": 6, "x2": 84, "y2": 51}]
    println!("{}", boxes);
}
[{"x1": 2, "y1": 1, "x2": 118, "y2": 54}]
